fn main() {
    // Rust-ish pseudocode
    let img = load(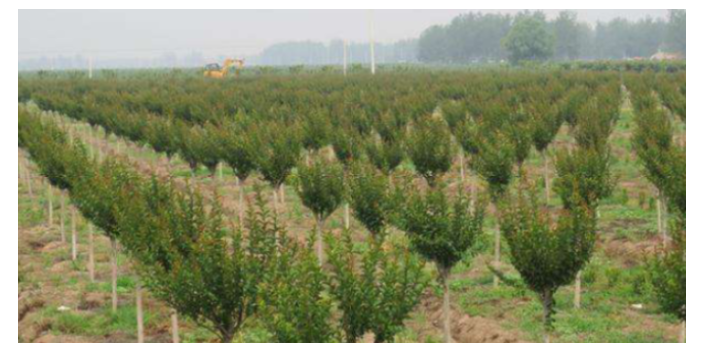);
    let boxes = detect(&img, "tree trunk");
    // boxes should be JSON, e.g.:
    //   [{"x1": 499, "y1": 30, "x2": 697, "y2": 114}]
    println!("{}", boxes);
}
[
  {"x1": 71, "y1": 208, "x2": 77, "y2": 261},
  {"x1": 171, "y1": 310, "x2": 180, "y2": 343},
  {"x1": 541, "y1": 291, "x2": 554, "y2": 343},
  {"x1": 111, "y1": 238, "x2": 119, "y2": 313},
  {"x1": 136, "y1": 281, "x2": 145, "y2": 343},
  {"x1": 680, "y1": 321, "x2": 686, "y2": 343},
  {"x1": 574, "y1": 270, "x2": 582, "y2": 309},
  {"x1": 60, "y1": 192, "x2": 66, "y2": 243},
  {"x1": 459, "y1": 151, "x2": 466, "y2": 187},
  {"x1": 543, "y1": 151, "x2": 550, "y2": 205},
  {"x1": 279, "y1": 184, "x2": 286, "y2": 208},
  {"x1": 657, "y1": 192, "x2": 666, "y2": 243},
  {"x1": 46, "y1": 182, "x2": 53, "y2": 227},
  {"x1": 88, "y1": 223, "x2": 95, "y2": 282},
  {"x1": 272, "y1": 187, "x2": 279, "y2": 213},
  {"x1": 237, "y1": 178, "x2": 245, "y2": 225},
  {"x1": 469, "y1": 171, "x2": 476, "y2": 210},
  {"x1": 316, "y1": 217, "x2": 324, "y2": 266},
  {"x1": 663, "y1": 199, "x2": 669, "y2": 243},
  {"x1": 493, "y1": 221, "x2": 501, "y2": 288},
  {"x1": 440, "y1": 267, "x2": 452, "y2": 343},
  {"x1": 218, "y1": 163, "x2": 223, "y2": 182},
  {"x1": 26, "y1": 167, "x2": 33, "y2": 198},
  {"x1": 344, "y1": 202, "x2": 350, "y2": 230}
]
